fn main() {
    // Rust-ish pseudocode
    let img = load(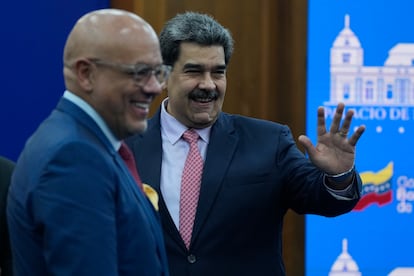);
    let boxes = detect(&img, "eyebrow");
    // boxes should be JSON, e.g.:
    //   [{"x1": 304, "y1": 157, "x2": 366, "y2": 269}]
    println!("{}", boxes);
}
[{"x1": 183, "y1": 63, "x2": 227, "y2": 71}]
